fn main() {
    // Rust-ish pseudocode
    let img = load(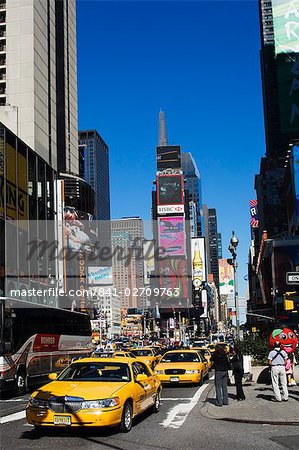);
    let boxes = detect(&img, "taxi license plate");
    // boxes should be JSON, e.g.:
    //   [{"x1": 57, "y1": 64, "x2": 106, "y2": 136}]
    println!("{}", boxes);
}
[
  {"x1": 54, "y1": 415, "x2": 71, "y2": 426},
  {"x1": 170, "y1": 376, "x2": 179, "y2": 382}
]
